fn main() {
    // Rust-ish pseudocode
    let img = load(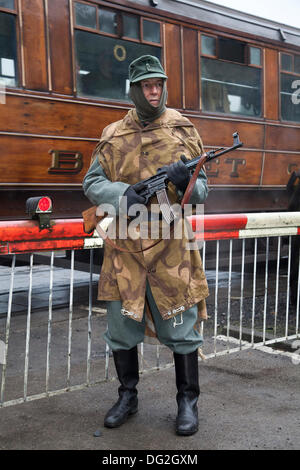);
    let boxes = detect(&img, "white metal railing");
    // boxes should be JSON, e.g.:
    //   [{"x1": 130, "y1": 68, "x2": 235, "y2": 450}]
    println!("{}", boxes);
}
[
  {"x1": 201, "y1": 236, "x2": 300, "y2": 360},
  {"x1": 0, "y1": 212, "x2": 300, "y2": 408}
]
